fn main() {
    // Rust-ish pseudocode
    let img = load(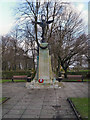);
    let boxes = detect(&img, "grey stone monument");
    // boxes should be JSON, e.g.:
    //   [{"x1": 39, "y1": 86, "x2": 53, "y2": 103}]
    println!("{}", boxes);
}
[
  {"x1": 26, "y1": 14, "x2": 58, "y2": 88},
  {"x1": 34, "y1": 14, "x2": 54, "y2": 83}
]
